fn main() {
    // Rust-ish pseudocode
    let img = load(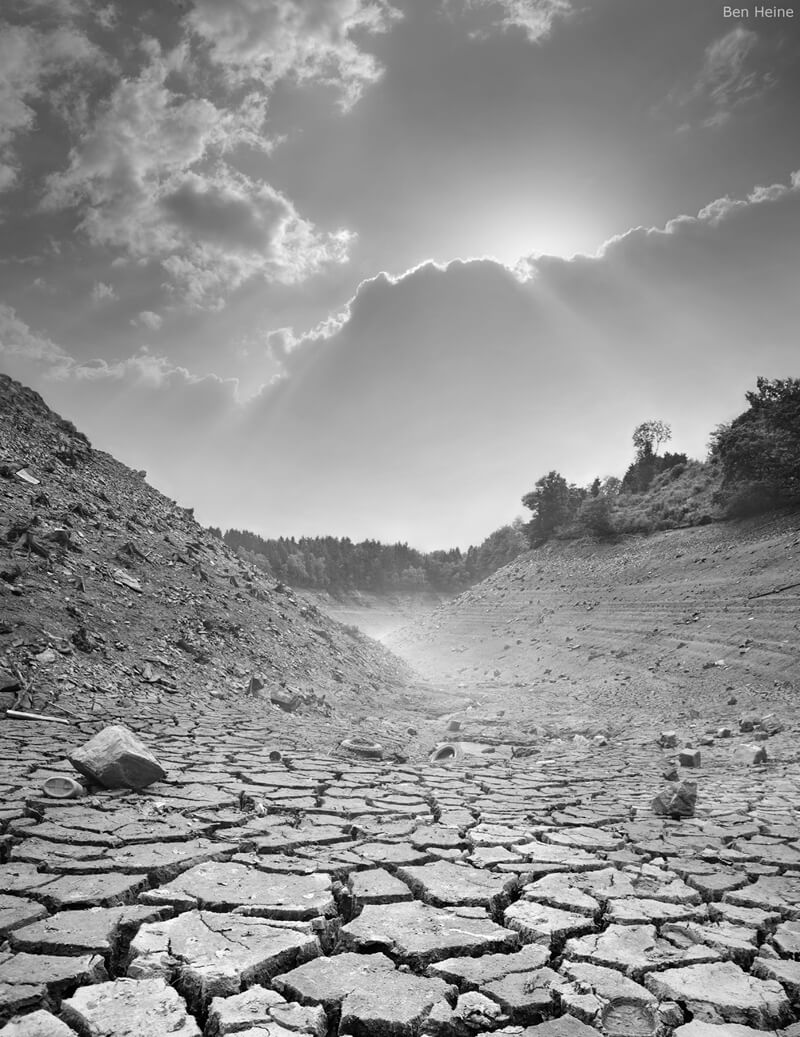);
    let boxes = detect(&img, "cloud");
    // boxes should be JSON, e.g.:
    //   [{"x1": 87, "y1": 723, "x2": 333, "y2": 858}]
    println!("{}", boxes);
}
[
  {"x1": 42, "y1": 50, "x2": 351, "y2": 307},
  {"x1": 449, "y1": 0, "x2": 573, "y2": 43},
  {"x1": 7, "y1": 170, "x2": 800, "y2": 547},
  {"x1": 186, "y1": 0, "x2": 403, "y2": 110},
  {"x1": 0, "y1": 302, "x2": 69, "y2": 365},
  {"x1": 90, "y1": 280, "x2": 116, "y2": 302},
  {"x1": 0, "y1": 20, "x2": 107, "y2": 191},
  {"x1": 674, "y1": 27, "x2": 775, "y2": 129},
  {"x1": 135, "y1": 310, "x2": 163, "y2": 331}
]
